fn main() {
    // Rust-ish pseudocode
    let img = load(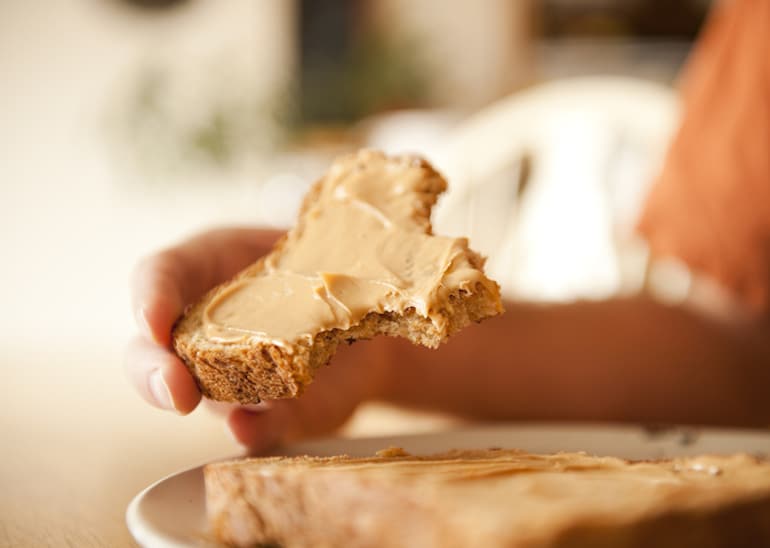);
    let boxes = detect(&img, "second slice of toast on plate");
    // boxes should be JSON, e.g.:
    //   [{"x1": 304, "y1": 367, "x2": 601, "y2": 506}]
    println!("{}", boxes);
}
[
  {"x1": 173, "y1": 150, "x2": 503, "y2": 403},
  {"x1": 205, "y1": 448, "x2": 770, "y2": 548}
]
